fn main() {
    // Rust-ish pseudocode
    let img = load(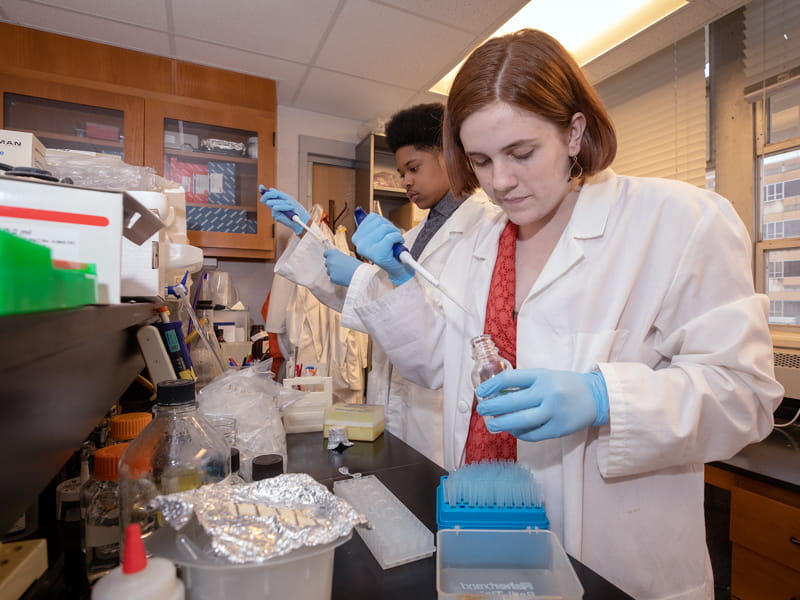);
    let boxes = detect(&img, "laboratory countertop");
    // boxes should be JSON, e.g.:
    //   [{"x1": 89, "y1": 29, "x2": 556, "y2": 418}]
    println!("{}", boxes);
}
[
  {"x1": 709, "y1": 421, "x2": 800, "y2": 492},
  {"x1": 286, "y1": 430, "x2": 634, "y2": 600}
]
